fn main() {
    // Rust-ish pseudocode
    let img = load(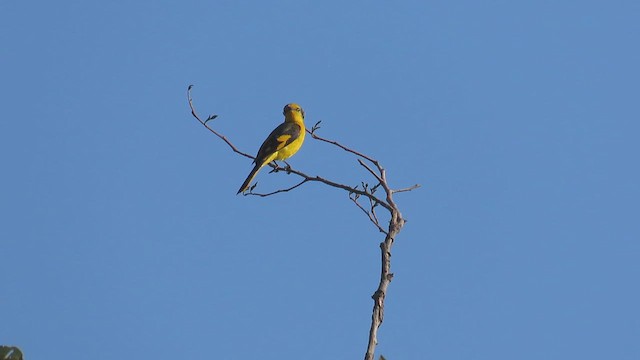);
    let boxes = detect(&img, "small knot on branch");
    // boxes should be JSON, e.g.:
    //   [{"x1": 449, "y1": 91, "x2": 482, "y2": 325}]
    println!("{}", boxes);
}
[{"x1": 372, "y1": 289, "x2": 385, "y2": 301}]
